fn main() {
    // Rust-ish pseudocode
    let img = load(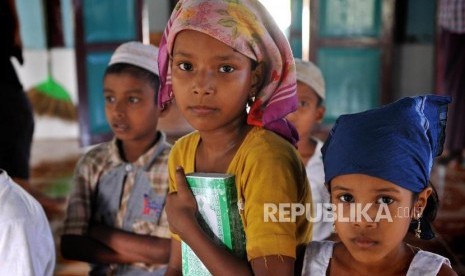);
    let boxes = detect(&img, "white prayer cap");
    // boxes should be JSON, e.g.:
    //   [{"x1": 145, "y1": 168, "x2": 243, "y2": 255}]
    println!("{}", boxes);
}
[
  {"x1": 109, "y1": 41, "x2": 159, "y2": 76},
  {"x1": 294, "y1": 58, "x2": 325, "y2": 100}
]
